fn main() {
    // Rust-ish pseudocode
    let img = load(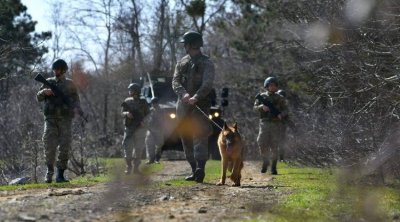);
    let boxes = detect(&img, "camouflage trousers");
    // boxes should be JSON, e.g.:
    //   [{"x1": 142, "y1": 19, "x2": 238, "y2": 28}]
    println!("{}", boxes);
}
[
  {"x1": 122, "y1": 126, "x2": 147, "y2": 166},
  {"x1": 42, "y1": 117, "x2": 72, "y2": 170},
  {"x1": 145, "y1": 130, "x2": 164, "y2": 161},
  {"x1": 177, "y1": 102, "x2": 212, "y2": 163},
  {"x1": 257, "y1": 120, "x2": 285, "y2": 162}
]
